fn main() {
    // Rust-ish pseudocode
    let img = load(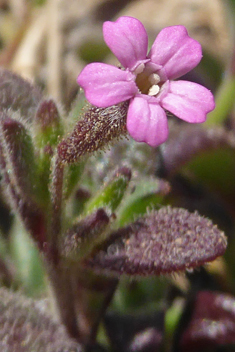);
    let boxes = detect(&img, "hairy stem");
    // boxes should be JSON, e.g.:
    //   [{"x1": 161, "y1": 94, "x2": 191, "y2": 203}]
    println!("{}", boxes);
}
[
  {"x1": 49, "y1": 154, "x2": 64, "y2": 260},
  {"x1": 47, "y1": 265, "x2": 79, "y2": 339},
  {"x1": 46, "y1": 154, "x2": 81, "y2": 339},
  {"x1": 71, "y1": 268, "x2": 118, "y2": 345},
  {"x1": 46, "y1": 150, "x2": 118, "y2": 346}
]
